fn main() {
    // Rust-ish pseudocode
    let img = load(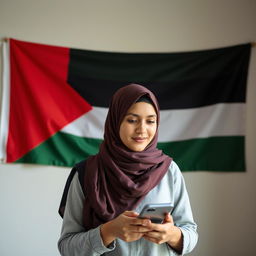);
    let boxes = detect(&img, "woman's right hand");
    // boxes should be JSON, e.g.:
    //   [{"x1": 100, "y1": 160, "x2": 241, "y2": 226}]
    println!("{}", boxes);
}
[{"x1": 100, "y1": 211, "x2": 152, "y2": 246}]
